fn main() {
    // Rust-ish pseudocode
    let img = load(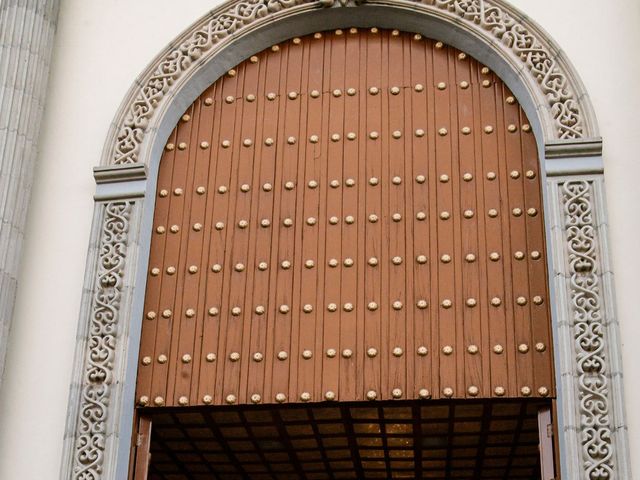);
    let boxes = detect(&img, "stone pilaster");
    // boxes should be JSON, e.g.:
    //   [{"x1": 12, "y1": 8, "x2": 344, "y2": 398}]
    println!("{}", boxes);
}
[{"x1": 0, "y1": 0, "x2": 61, "y2": 386}]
